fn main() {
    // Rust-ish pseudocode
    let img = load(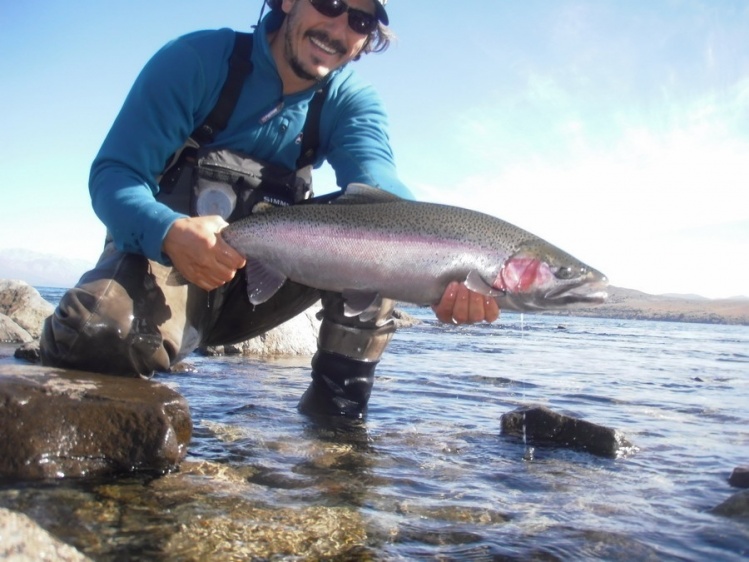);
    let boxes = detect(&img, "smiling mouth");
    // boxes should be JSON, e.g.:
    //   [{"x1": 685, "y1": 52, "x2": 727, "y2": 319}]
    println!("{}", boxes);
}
[{"x1": 308, "y1": 32, "x2": 343, "y2": 56}]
